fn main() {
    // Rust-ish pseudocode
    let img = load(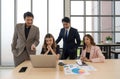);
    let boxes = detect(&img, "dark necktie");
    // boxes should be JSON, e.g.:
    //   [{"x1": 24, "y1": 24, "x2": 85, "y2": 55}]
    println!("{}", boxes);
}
[{"x1": 65, "y1": 30, "x2": 68, "y2": 39}]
